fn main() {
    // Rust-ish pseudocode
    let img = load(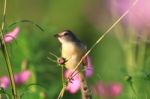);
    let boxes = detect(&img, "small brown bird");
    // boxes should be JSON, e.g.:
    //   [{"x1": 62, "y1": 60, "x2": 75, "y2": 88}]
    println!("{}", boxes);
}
[{"x1": 54, "y1": 30, "x2": 92, "y2": 99}]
